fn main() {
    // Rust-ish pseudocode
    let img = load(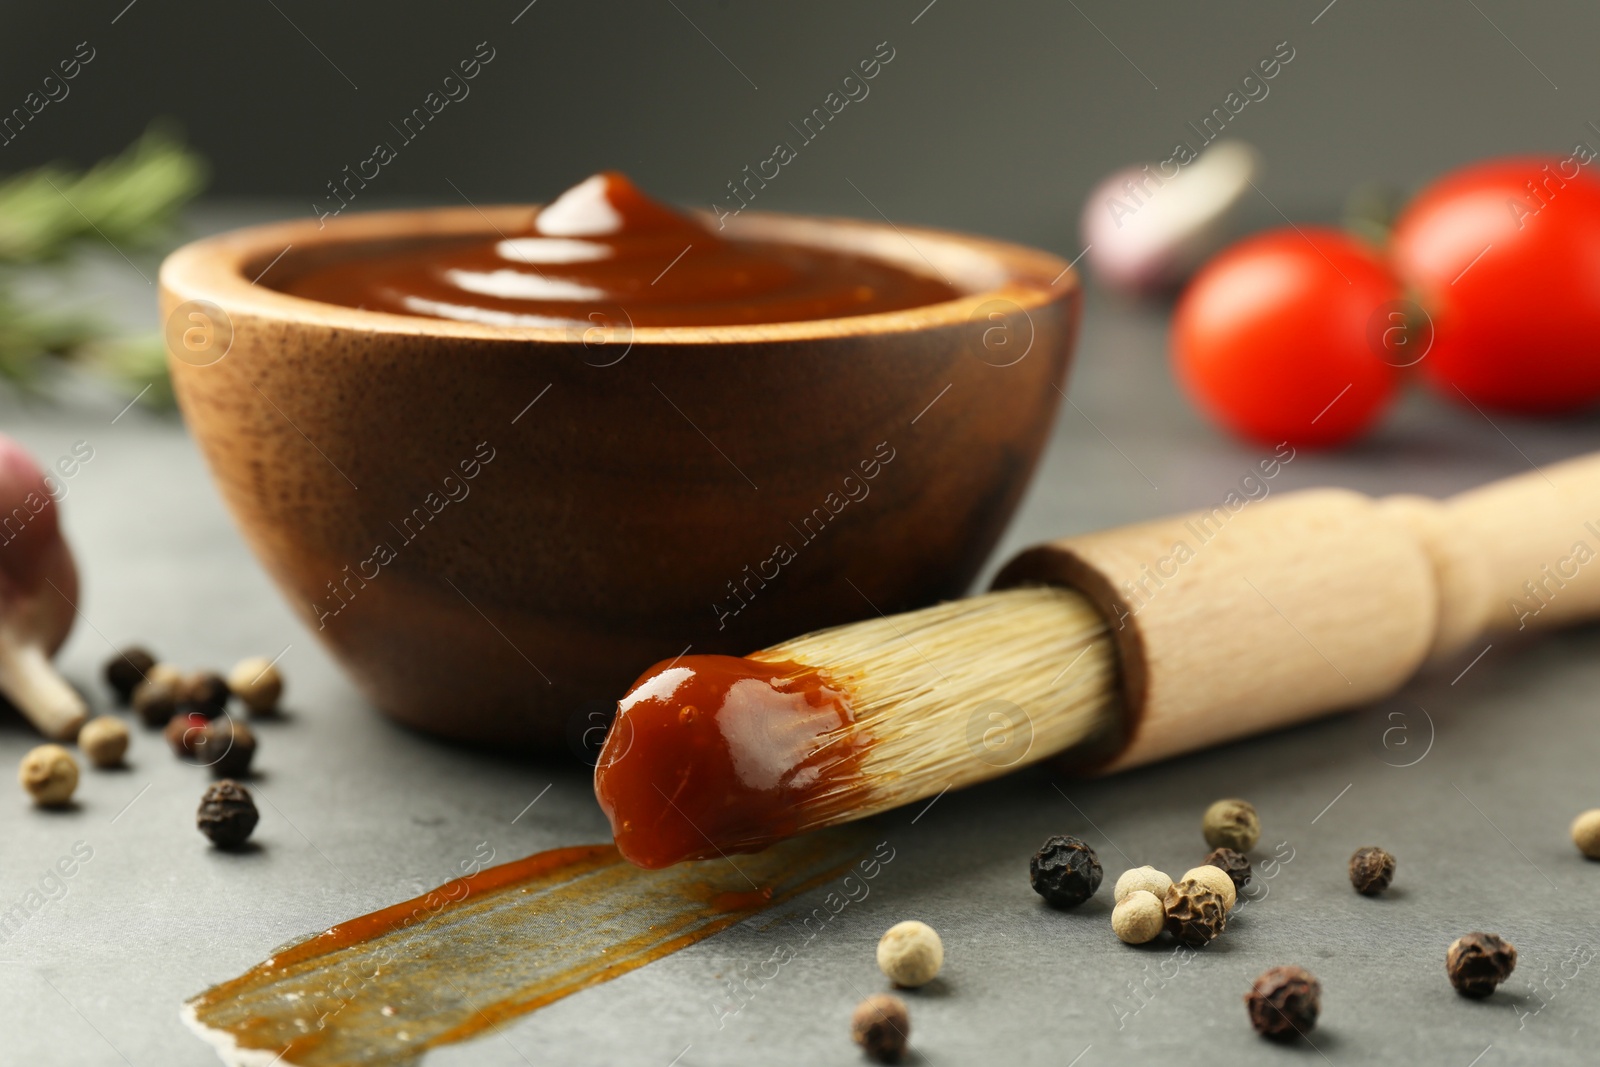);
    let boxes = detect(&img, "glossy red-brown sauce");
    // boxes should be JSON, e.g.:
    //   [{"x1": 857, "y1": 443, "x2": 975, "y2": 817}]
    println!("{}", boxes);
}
[
  {"x1": 594, "y1": 654, "x2": 865, "y2": 869},
  {"x1": 283, "y1": 171, "x2": 956, "y2": 327},
  {"x1": 184, "y1": 833, "x2": 866, "y2": 1065},
  {"x1": 263, "y1": 845, "x2": 616, "y2": 970}
]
